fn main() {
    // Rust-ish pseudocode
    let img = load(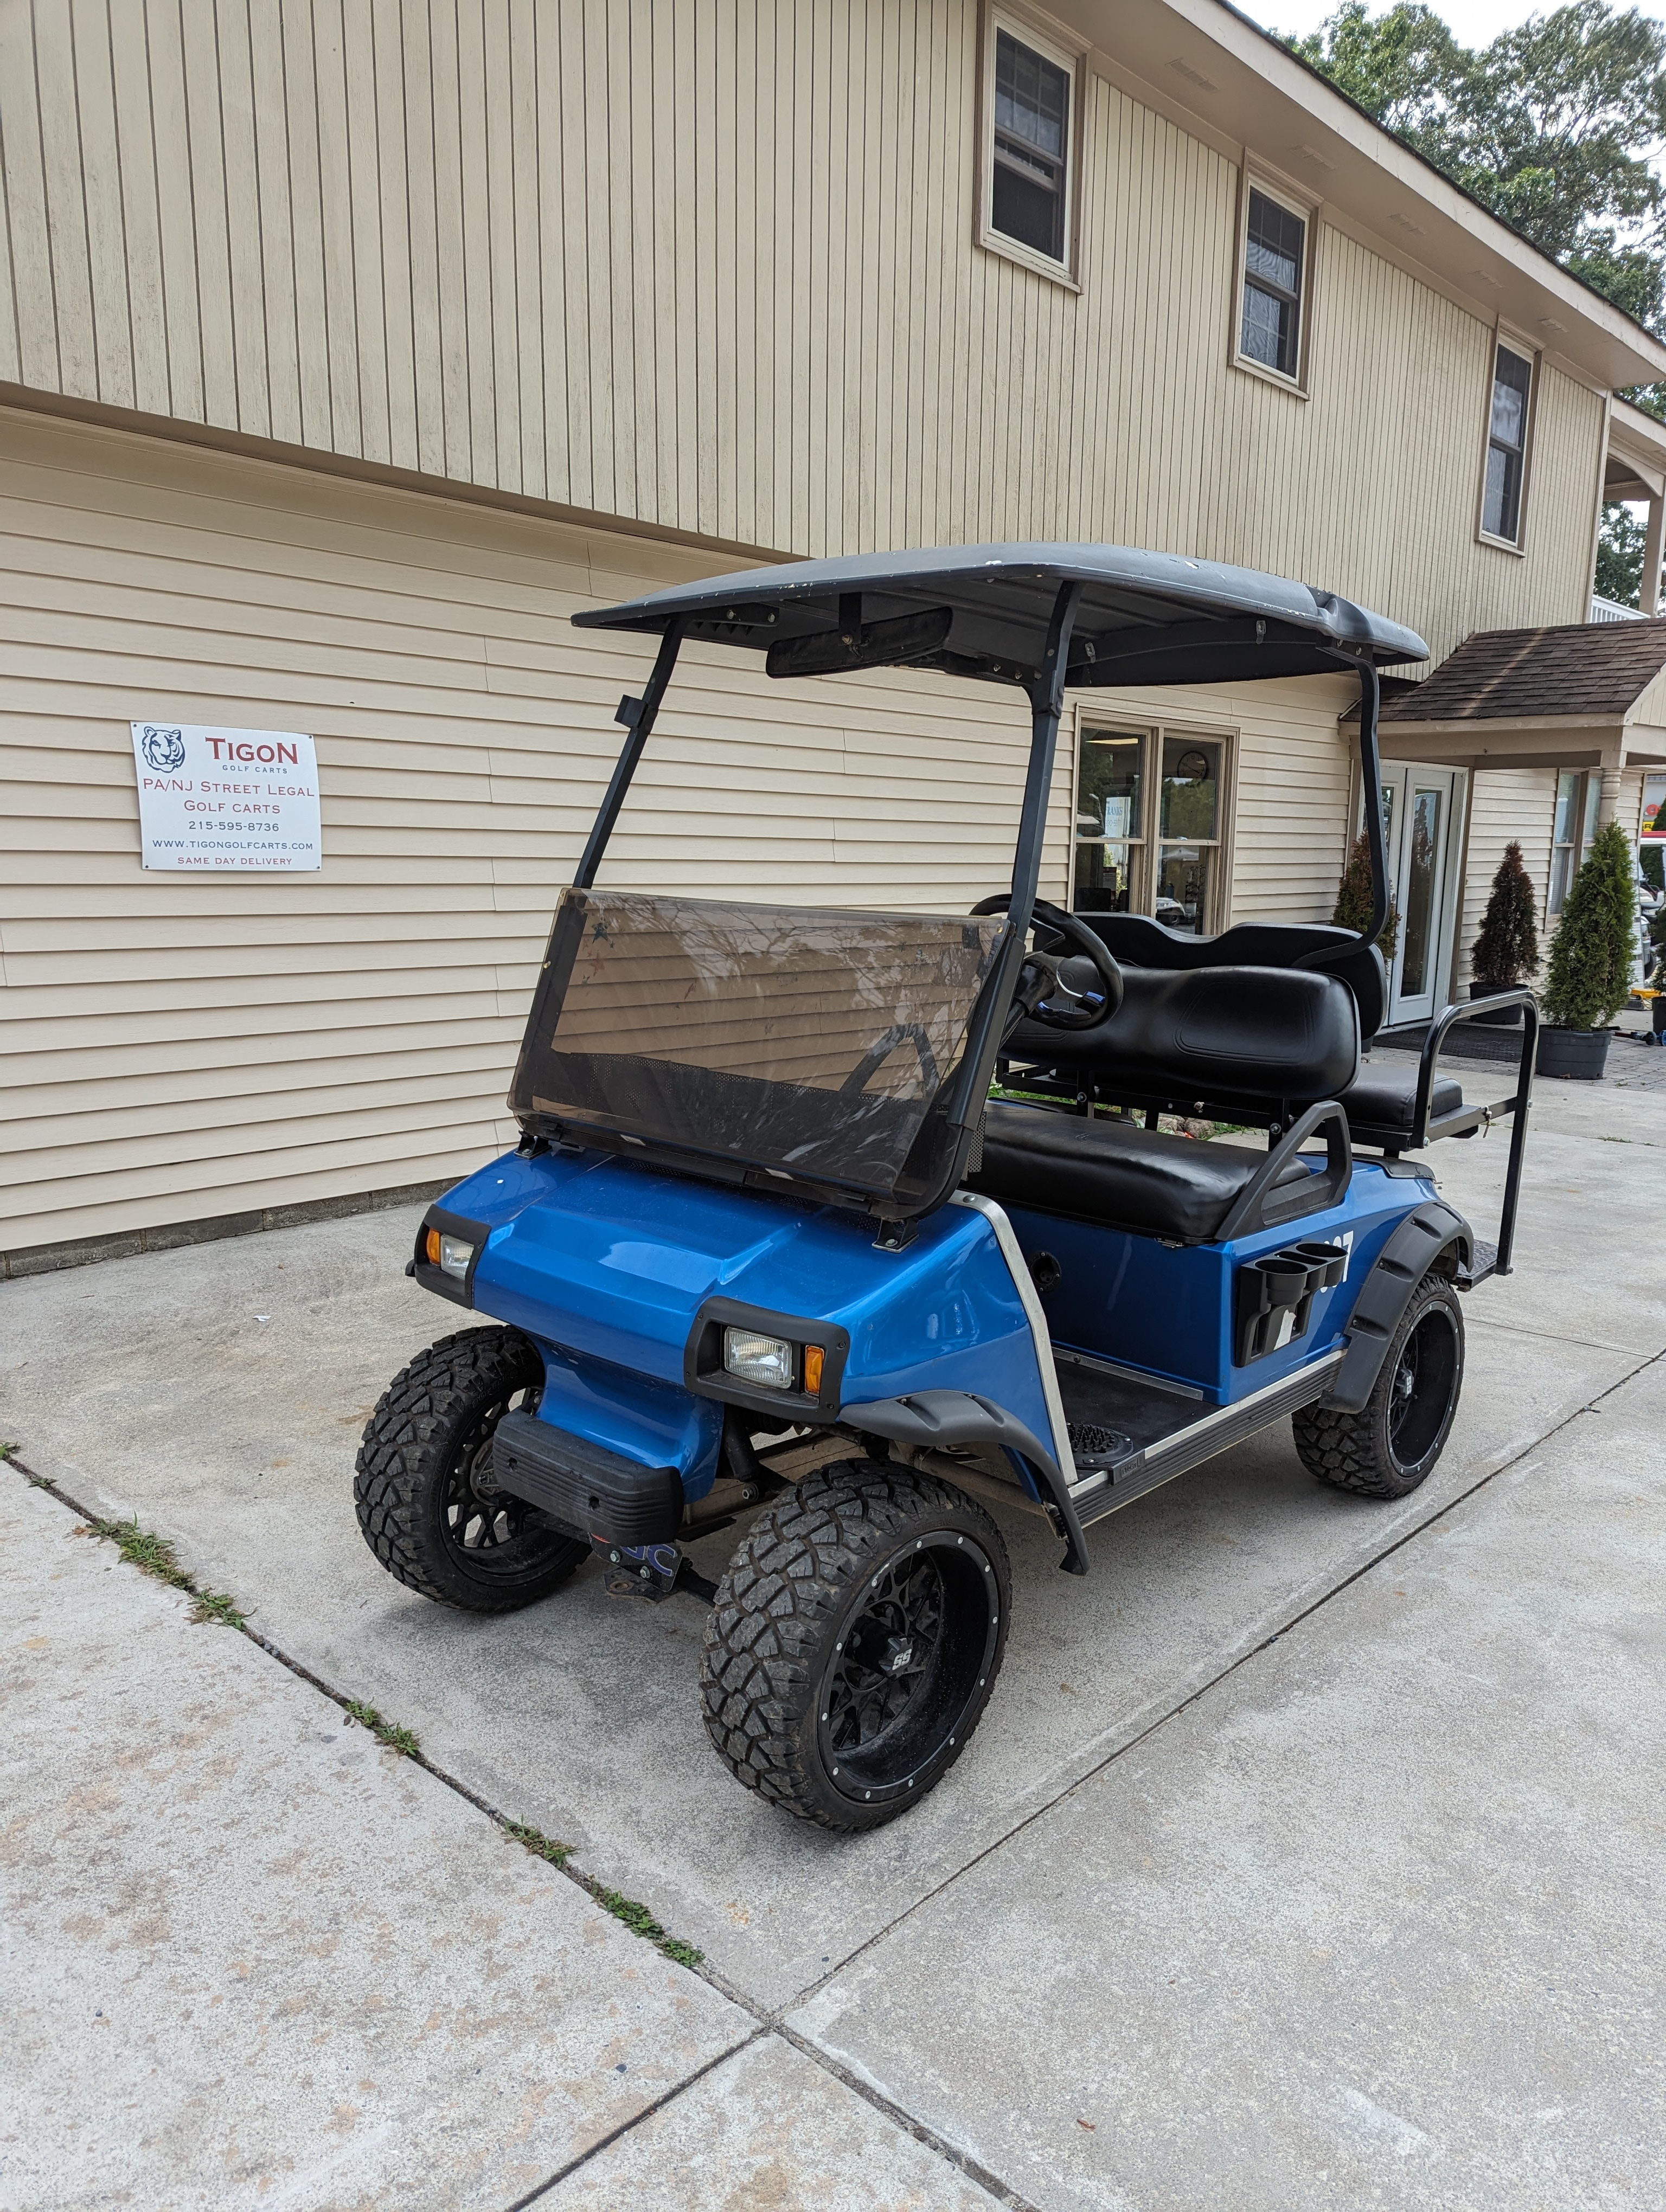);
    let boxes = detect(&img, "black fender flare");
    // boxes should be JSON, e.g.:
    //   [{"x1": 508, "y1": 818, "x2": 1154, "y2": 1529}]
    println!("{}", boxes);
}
[
  {"x1": 1325, "y1": 1200, "x2": 1473, "y2": 1413},
  {"x1": 842, "y1": 1388, "x2": 1091, "y2": 1576}
]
